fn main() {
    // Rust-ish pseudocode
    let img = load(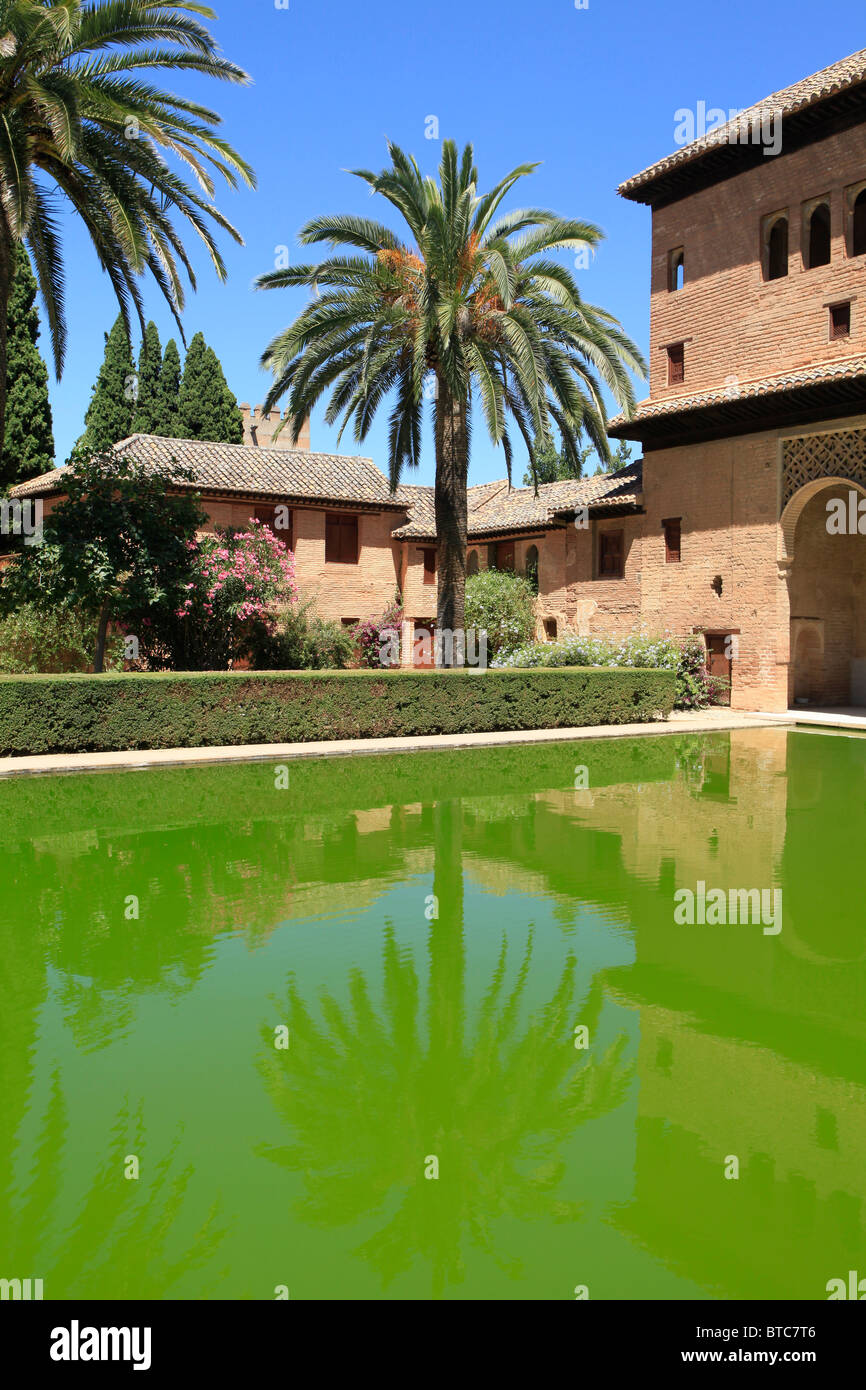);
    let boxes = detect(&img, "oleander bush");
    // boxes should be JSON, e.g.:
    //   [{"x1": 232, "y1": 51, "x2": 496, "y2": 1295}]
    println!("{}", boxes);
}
[{"x1": 0, "y1": 666, "x2": 675, "y2": 756}]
